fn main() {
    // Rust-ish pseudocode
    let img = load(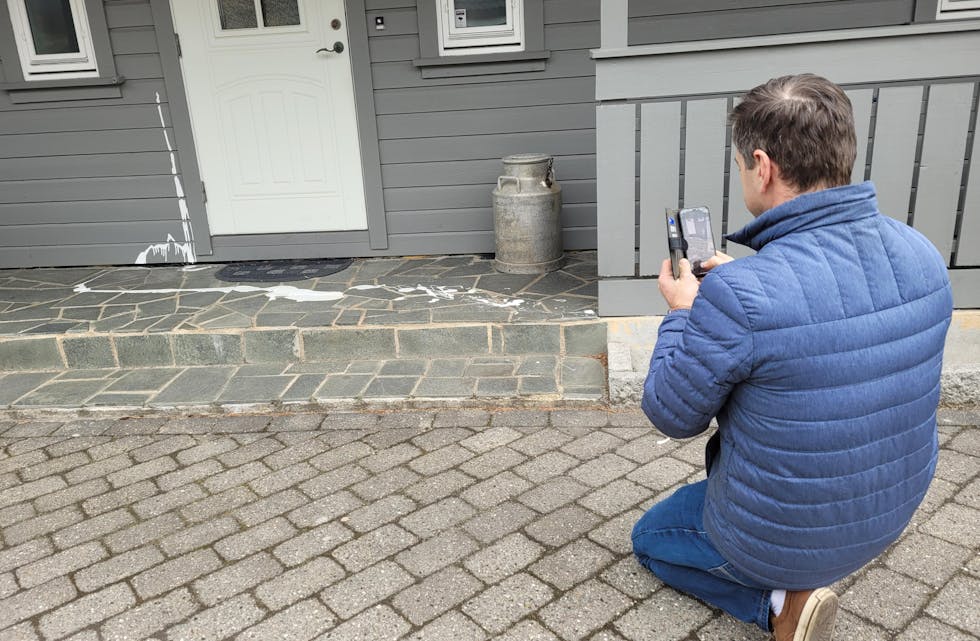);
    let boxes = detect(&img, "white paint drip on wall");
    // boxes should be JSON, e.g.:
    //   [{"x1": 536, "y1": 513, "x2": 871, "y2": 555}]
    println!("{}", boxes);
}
[{"x1": 135, "y1": 93, "x2": 197, "y2": 265}]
